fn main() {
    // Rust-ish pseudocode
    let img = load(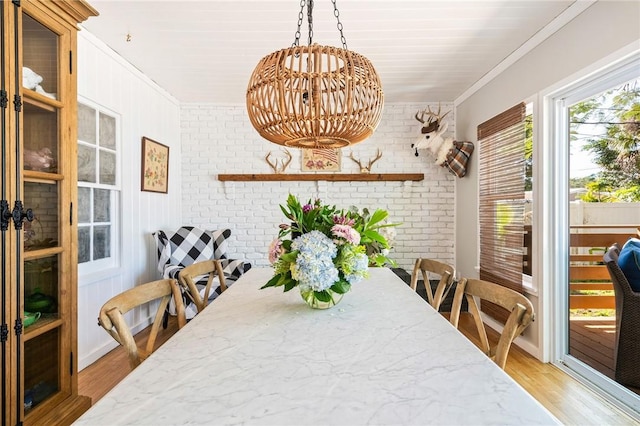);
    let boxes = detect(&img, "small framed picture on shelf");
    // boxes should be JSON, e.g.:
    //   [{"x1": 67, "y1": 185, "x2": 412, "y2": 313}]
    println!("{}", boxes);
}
[
  {"x1": 301, "y1": 148, "x2": 341, "y2": 172},
  {"x1": 141, "y1": 137, "x2": 169, "y2": 193}
]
